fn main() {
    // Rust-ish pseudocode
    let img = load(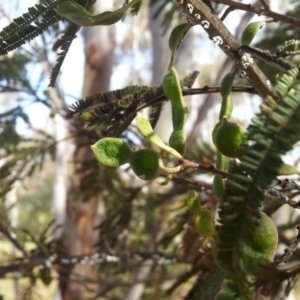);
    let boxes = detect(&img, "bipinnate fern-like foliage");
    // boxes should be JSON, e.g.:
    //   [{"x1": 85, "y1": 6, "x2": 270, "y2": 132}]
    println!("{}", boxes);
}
[
  {"x1": 0, "y1": 0, "x2": 129, "y2": 87},
  {"x1": 0, "y1": 0, "x2": 65, "y2": 56},
  {"x1": 216, "y1": 68, "x2": 300, "y2": 297},
  {"x1": 68, "y1": 71, "x2": 199, "y2": 136}
]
